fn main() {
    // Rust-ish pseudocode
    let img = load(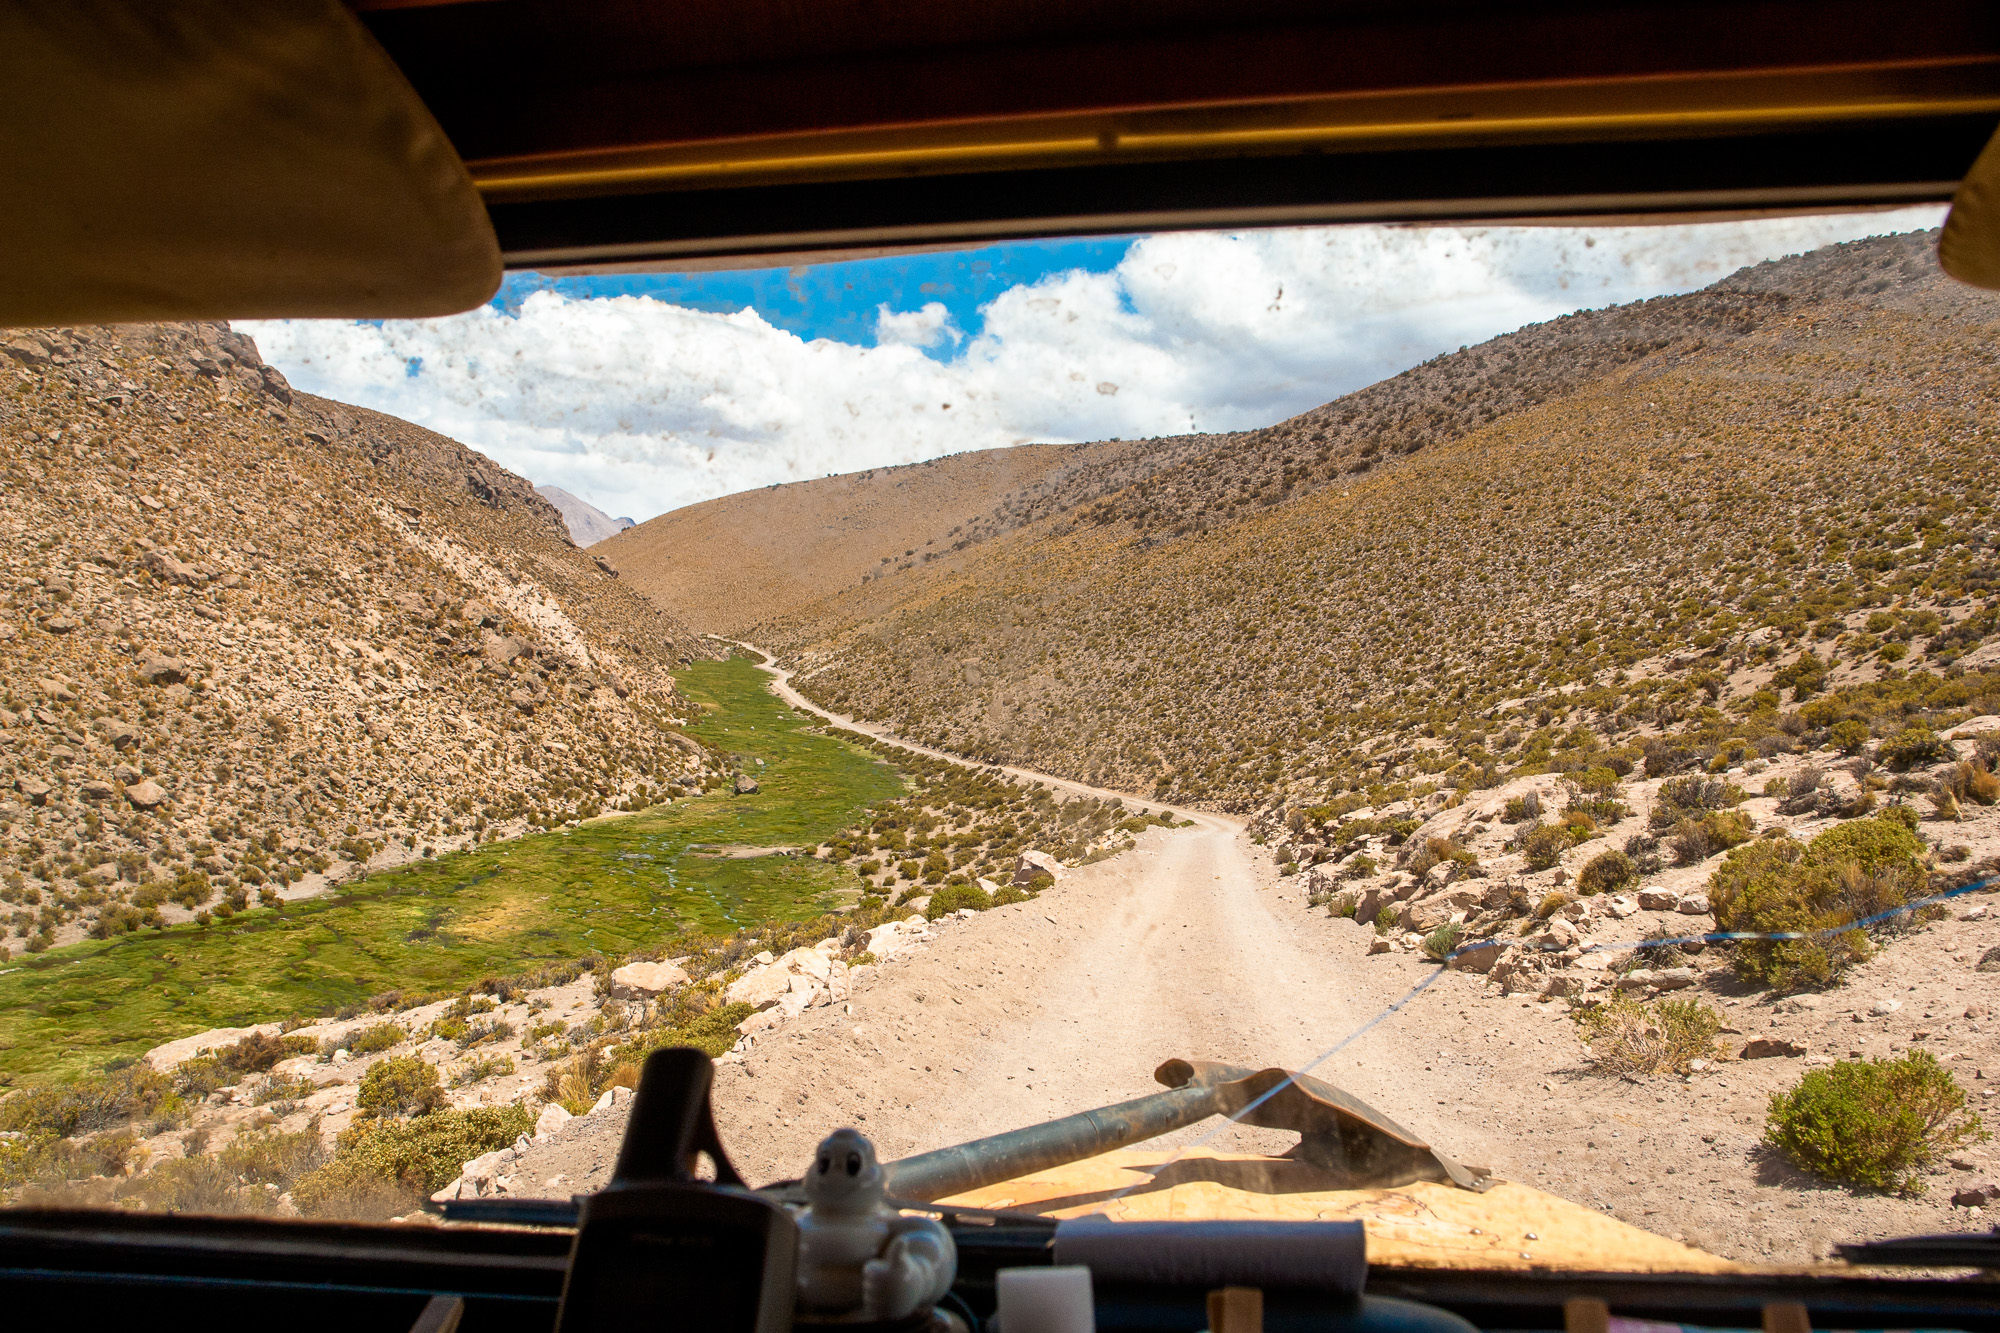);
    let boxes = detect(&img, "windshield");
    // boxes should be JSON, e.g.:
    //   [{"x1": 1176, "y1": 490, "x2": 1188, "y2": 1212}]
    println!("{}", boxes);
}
[{"x1": 4, "y1": 208, "x2": 1998, "y2": 1275}]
